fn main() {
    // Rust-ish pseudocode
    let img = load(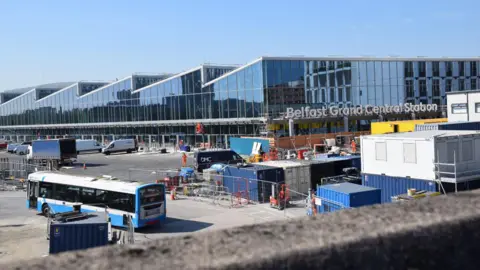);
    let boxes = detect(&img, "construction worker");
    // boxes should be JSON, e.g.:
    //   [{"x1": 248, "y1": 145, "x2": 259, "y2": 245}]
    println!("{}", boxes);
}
[
  {"x1": 311, "y1": 193, "x2": 317, "y2": 216},
  {"x1": 181, "y1": 152, "x2": 187, "y2": 167},
  {"x1": 351, "y1": 139, "x2": 357, "y2": 153}
]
